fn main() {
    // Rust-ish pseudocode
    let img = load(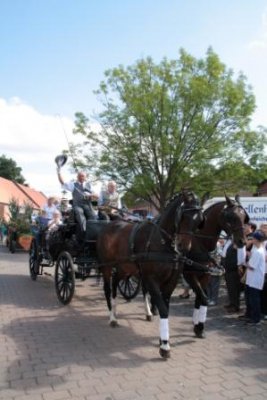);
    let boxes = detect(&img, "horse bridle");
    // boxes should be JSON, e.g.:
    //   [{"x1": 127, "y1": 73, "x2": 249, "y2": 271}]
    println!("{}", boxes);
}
[
  {"x1": 175, "y1": 203, "x2": 204, "y2": 235},
  {"x1": 220, "y1": 204, "x2": 249, "y2": 235}
]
